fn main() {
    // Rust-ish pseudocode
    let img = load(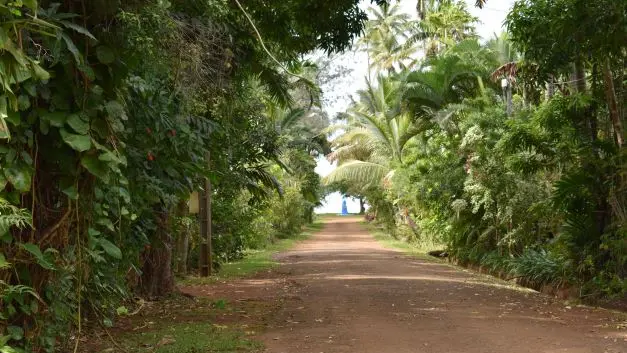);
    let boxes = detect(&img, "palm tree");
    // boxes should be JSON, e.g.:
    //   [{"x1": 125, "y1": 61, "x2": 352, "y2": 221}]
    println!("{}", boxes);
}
[
  {"x1": 486, "y1": 32, "x2": 524, "y2": 111},
  {"x1": 407, "y1": 0, "x2": 478, "y2": 56},
  {"x1": 359, "y1": 3, "x2": 417, "y2": 75},
  {"x1": 324, "y1": 75, "x2": 418, "y2": 188},
  {"x1": 403, "y1": 40, "x2": 491, "y2": 131}
]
